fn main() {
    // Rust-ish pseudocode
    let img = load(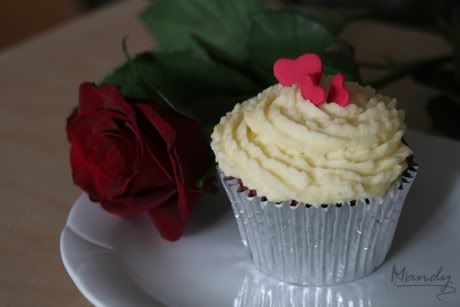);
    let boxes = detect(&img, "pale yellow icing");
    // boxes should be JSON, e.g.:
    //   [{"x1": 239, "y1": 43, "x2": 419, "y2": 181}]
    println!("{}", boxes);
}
[{"x1": 211, "y1": 78, "x2": 412, "y2": 205}]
